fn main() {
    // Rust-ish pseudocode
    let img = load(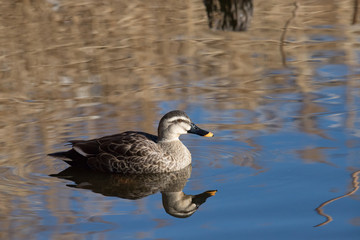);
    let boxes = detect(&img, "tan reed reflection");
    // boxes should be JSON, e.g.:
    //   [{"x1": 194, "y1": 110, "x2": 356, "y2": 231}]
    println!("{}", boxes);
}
[
  {"x1": 0, "y1": 0, "x2": 359, "y2": 238},
  {"x1": 314, "y1": 170, "x2": 360, "y2": 227}
]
